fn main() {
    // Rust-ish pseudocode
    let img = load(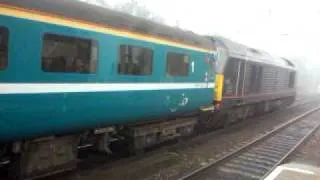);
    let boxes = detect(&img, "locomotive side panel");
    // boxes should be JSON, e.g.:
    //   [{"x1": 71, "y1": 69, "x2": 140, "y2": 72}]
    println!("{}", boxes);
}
[
  {"x1": 244, "y1": 62, "x2": 263, "y2": 96},
  {"x1": 260, "y1": 65, "x2": 295, "y2": 95}
]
